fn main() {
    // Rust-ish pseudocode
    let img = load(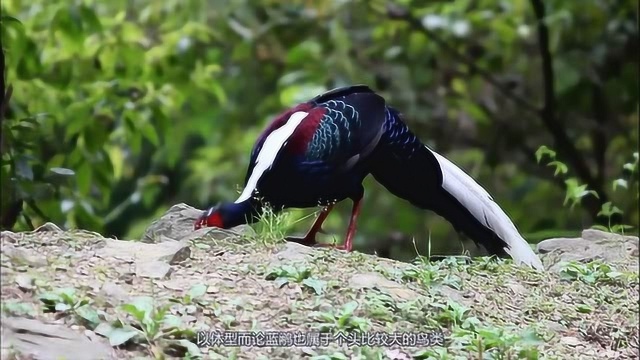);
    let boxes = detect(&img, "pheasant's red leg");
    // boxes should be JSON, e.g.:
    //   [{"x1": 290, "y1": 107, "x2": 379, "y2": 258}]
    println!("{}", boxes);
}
[
  {"x1": 285, "y1": 205, "x2": 334, "y2": 246},
  {"x1": 305, "y1": 204, "x2": 334, "y2": 239},
  {"x1": 315, "y1": 197, "x2": 362, "y2": 251},
  {"x1": 335, "y1": 197, "x2": 362, "y2": 251}
]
